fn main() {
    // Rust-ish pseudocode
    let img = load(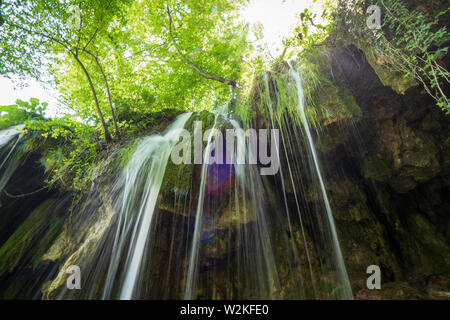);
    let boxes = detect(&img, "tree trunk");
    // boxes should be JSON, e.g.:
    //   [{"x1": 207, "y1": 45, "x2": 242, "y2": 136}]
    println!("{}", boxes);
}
[
  {"x1": 72, "y1": 54, "x2": 112, "y2": 143},
  {"x1": 83, "y1": 49, "x2": 120, "y2": 138}
]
